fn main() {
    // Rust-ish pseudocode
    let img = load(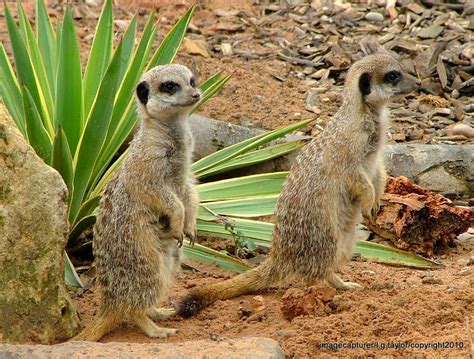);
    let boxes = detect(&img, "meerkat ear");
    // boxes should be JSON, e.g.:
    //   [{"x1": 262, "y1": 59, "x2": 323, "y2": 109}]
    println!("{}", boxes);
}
[
  {"x1": 136, "y1": 81, "x2": 149, "y2": 105},
  {"x1": 358, "y1": 73, "x2": 371, "y2": 96}
]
